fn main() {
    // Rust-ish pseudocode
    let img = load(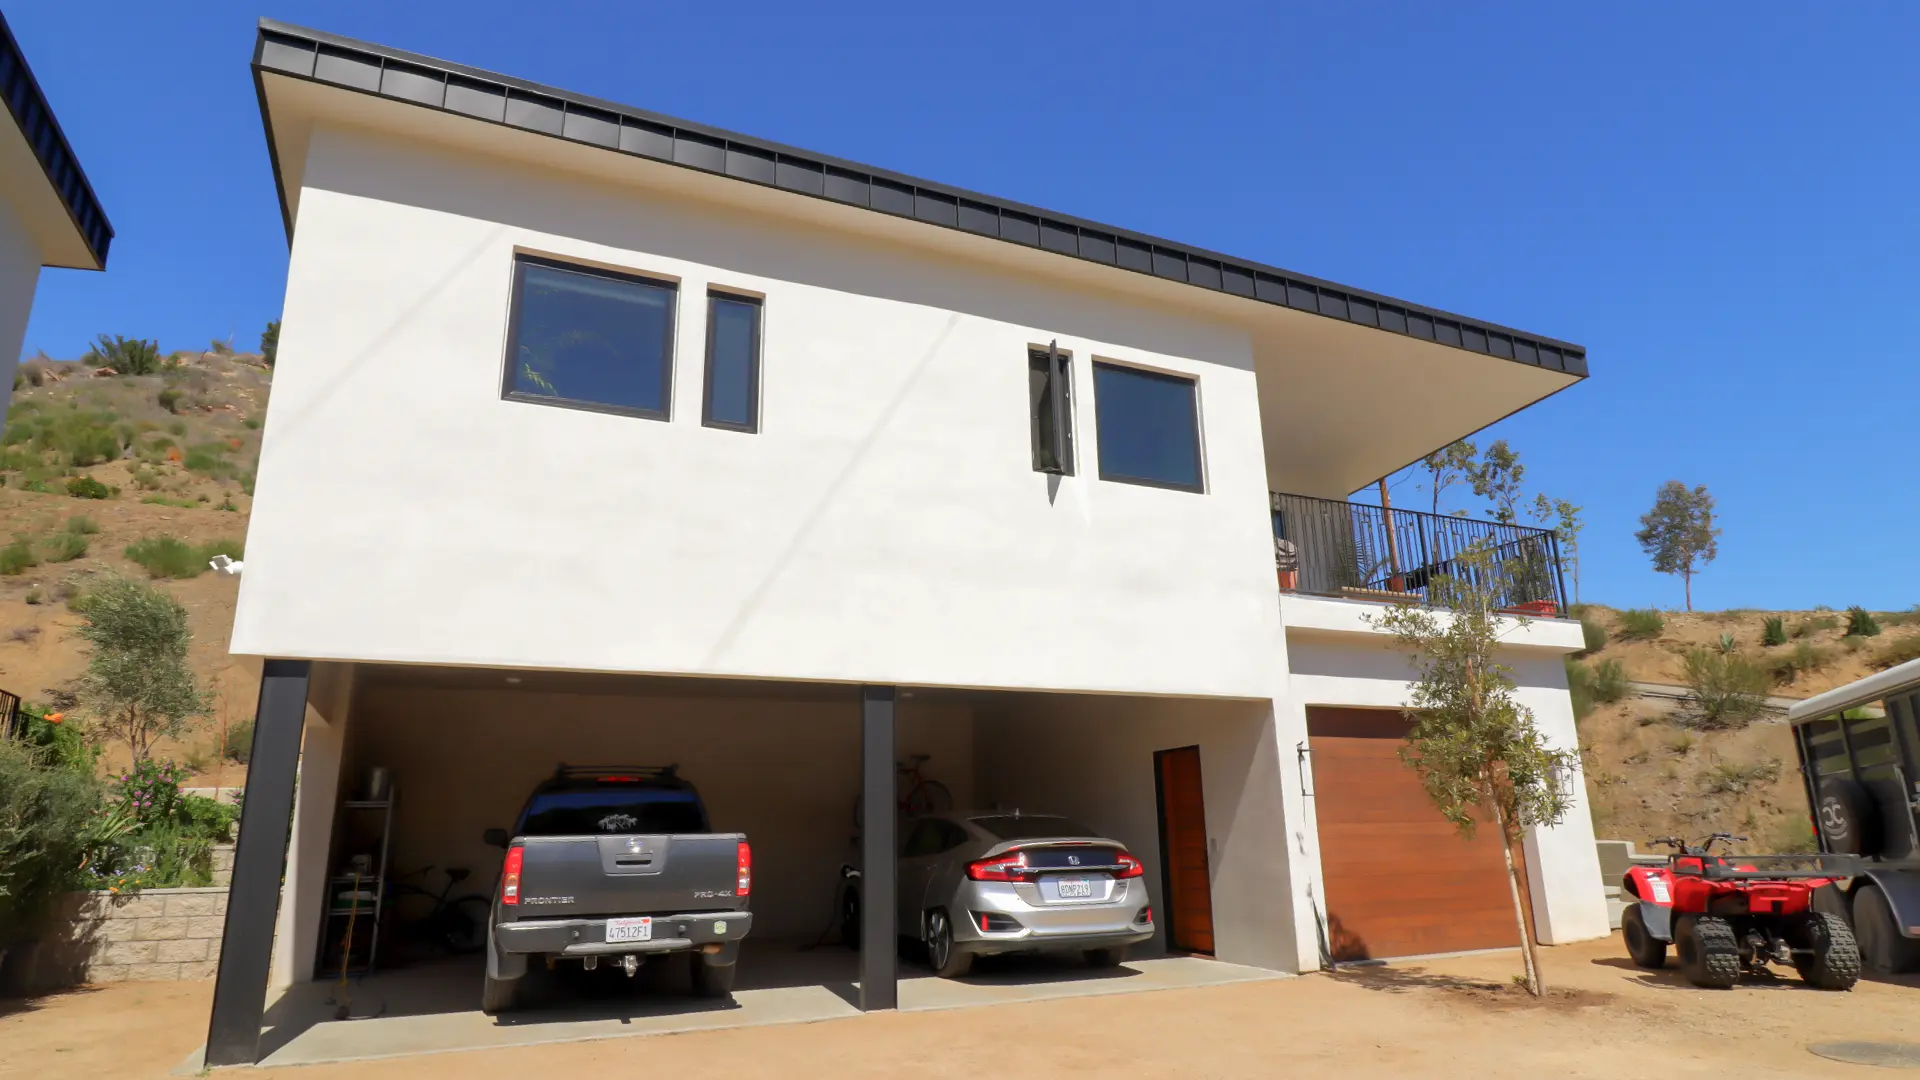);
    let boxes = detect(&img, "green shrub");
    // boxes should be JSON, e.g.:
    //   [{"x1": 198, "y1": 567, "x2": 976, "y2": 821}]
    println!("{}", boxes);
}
[
  {"x1": 1765, "y1": 640, "x2": 1831, "y2": 684},
  {"x1": 1681, "y1": 648, "x2": 1771, "y2": 729},
  {"x1": 1699, "y1": 758, "x2": 1782, "y2": 796},
  {"x1": 223, "y1": 718, "x2": 254, "y2": 765},
  {"x1": 1565, "y1": 658, "x2": 1594, "y2": 720},
  {"x1": 1591, "y1": 658, "x2": 1630, "y2": 703},
  {"x1": 0, "y1": 535, "x2": 37, "y2": 575},
  {"x1": 82, "y1": 334, "x2": 165, "y2": 375},
  {"x1": 19, "y1": 477, "x2": 54, "y2": 494},
  {"x1": 1793, "y1": 614, "x2": 1841, "y2": 638},
  {"x1": 66, "y1": 515, "x2": 100, "y2": 535},
  {"x1": 0, "y1": 739, "x2": 102, "y2": 942},
  {"x1": 1618, "y1": 608, "x2": 1665, "y2": 640},
  {"x1": 1718, "y1": 632, "x2": 1737, "y2": 654},
  {"x1": 1762, "y1": 616, "x2": 1787, "y2": 647},
  {"x1": 156, "y1": 387, "x2": 183, "y2": 413},
  {"x1": 242, "y1": 417, "x2": 260, "y2": 430},
  {"x1": 200, "y1": 537, "x2": 245, "y2": 562},
  {"x1": 65, "y1": 474, "x2": 113, "y2": 499},
  {"x1": 1874, "y1": 636, "x2": 1920, "y2": 671},
  {"x1": 17, "y1": 702, "x2": 96, "y2": 774},
  {"x1": 140, "y1": 494, "x2": 197, "y2": 509},
  {"x1": 1578, "y1": 618, "x2": 1608, "y2": 655},
  {"x1": 1845, "y1": 606, "x2": 1882, "y2": 638},
  {"x1": 43, "y1": 530, "x2": 89, "y2": 562},
  {"x1": 261, "y1": 319, "x2": 279, "y2": 366},
  {"x1": 124, "y1": 535, "x2": 204, "y2": 578}
]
